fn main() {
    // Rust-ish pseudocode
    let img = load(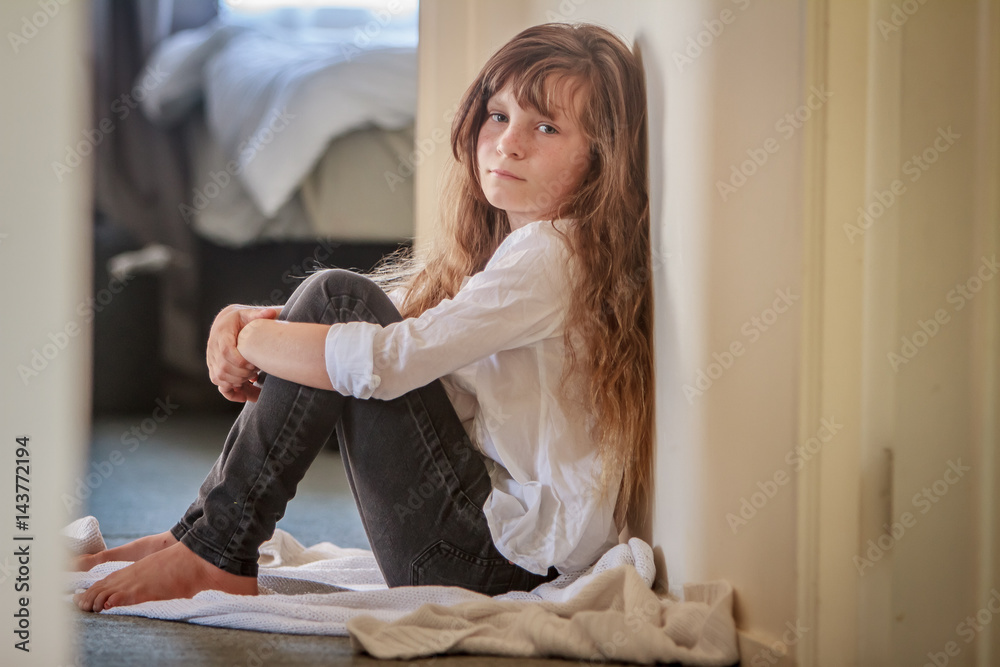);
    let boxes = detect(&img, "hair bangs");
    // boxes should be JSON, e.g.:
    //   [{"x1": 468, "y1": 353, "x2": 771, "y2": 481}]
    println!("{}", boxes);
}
[{"x1": 482, "y1": 53, "x2": 591, "y2": 121}]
